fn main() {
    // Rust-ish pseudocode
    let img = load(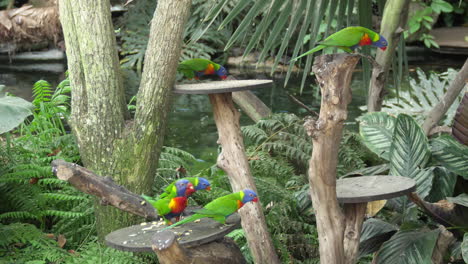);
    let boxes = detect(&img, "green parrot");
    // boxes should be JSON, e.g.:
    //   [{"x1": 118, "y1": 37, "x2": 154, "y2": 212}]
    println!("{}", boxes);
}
[
  {"x1": 162, "y1": 189, "x2": 258, "y2": 230},
  {"x1": 177, "y1": 58, "x2": 228, "y2": 80},
  {"x1": 159, "y1": 177, "x2": 211, "y2": 199},
  {"x1": 143, "y1": 179, "x2": 195, "y2": 225},
  {"x1": 290, "y1": 26, "x2": 388, "y2": 62}
]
